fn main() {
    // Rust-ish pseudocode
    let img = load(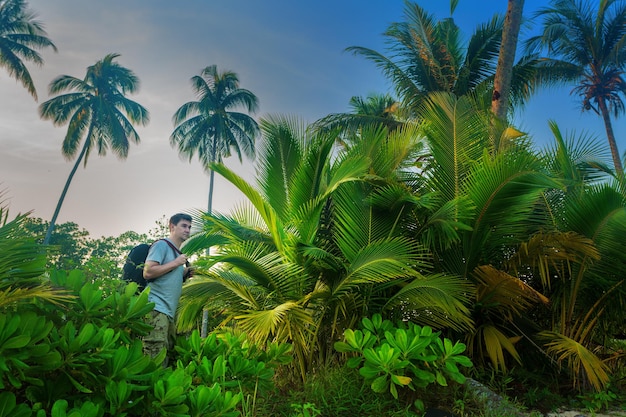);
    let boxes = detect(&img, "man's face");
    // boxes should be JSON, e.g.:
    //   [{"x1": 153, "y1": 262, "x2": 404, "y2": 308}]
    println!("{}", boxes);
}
[{"x1": 171, "y1": 220, "x2": 192, "y2": 241}]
